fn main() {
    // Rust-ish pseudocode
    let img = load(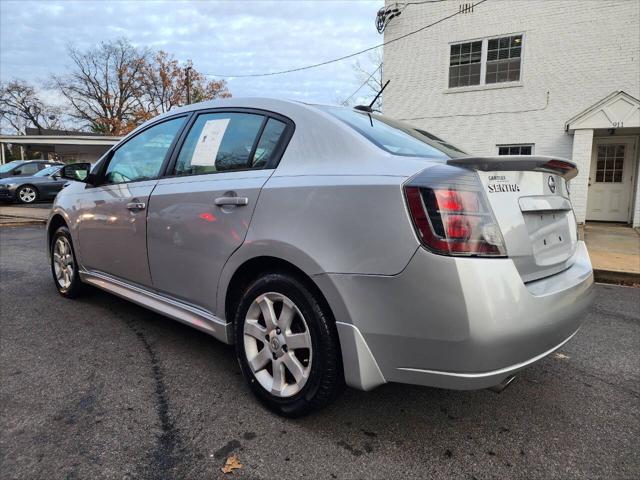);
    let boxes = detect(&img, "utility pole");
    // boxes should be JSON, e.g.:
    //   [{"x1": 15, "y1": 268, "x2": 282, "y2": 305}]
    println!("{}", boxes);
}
[{"x1": 185, "y1": 66, "x2": 192, "y2": 105}]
